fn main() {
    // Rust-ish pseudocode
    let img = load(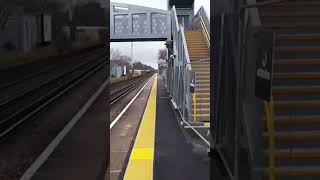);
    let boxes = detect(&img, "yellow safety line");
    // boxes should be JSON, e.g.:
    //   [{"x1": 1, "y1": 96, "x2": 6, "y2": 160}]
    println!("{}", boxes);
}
[
  {"x1": 264, "y1": 98, "x2": 276, "y2": 180},
  {"x1": 124, "y1": 74, "x2": 157, "y2": 180},
  {"x1": 193, "y1": 93, "x2": 197, "y2": 122}
]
